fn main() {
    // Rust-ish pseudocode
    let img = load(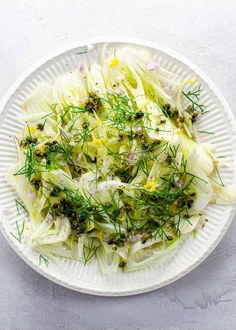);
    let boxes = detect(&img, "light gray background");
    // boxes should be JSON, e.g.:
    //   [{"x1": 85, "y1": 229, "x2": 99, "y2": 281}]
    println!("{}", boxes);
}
[{"x1": 0, "y1": 0, "x2": 236, "y2": 329}]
